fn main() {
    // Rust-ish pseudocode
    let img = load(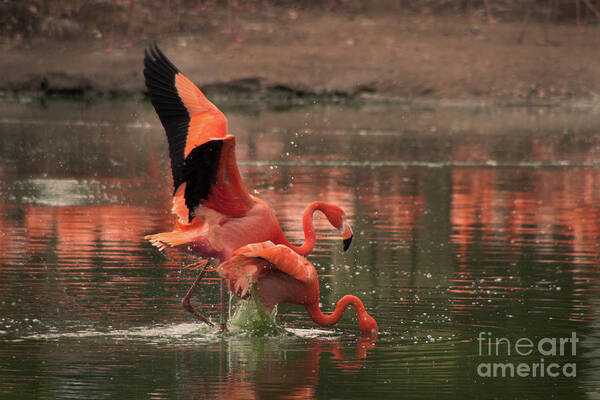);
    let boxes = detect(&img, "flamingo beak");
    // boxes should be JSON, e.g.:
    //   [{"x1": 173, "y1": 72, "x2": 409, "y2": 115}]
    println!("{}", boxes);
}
[{"x1": 342, "y1": 221, "x2": 353, "y2": 252}]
